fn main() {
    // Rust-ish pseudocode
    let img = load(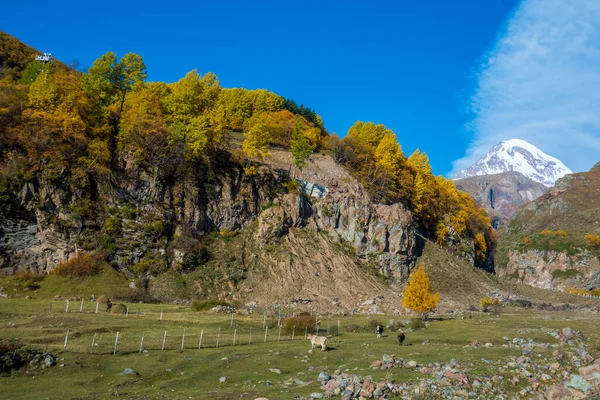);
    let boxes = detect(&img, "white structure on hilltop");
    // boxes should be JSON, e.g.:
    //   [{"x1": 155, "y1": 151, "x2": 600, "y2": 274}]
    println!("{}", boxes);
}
[{"x1": 35, "y1": 53, "x2": 52, "y2": 63}]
